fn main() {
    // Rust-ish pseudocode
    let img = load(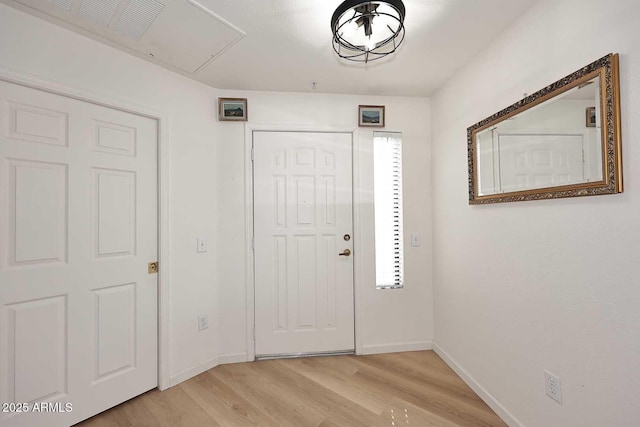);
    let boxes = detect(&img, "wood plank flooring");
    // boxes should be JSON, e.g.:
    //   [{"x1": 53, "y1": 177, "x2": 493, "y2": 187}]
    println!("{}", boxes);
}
[{"x1": 76, "y1": 351, "x2": 507, "y2": 427}]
